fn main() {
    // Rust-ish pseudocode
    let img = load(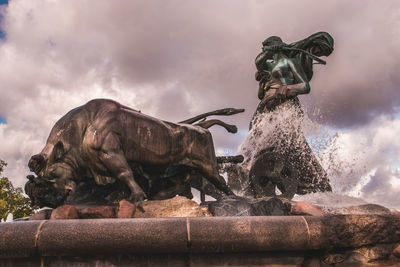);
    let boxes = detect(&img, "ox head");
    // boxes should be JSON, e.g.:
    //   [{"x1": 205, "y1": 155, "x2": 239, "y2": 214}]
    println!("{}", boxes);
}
[
  {"x1": 29, "y1": 141, "x2": 69, "y2": 174},
  {"x1": 25, "y1": 175, "x2": 65, "y2": 208},
  {"x1": 28, "y1": 141, "x2": 76, "y2": 197}
]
